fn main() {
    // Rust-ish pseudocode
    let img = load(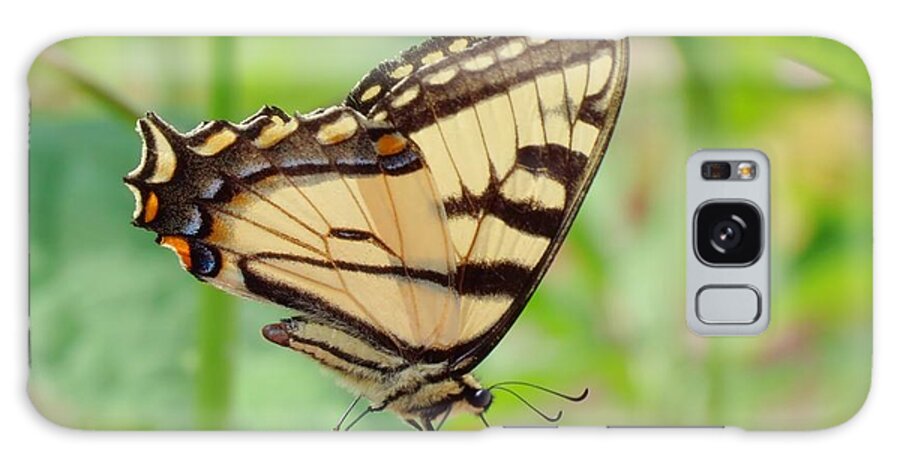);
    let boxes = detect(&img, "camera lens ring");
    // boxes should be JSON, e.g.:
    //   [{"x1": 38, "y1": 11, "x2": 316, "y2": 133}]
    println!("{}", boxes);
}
[{"x1": 693, "y1": 201, "x2": 763, "y2": 267}]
